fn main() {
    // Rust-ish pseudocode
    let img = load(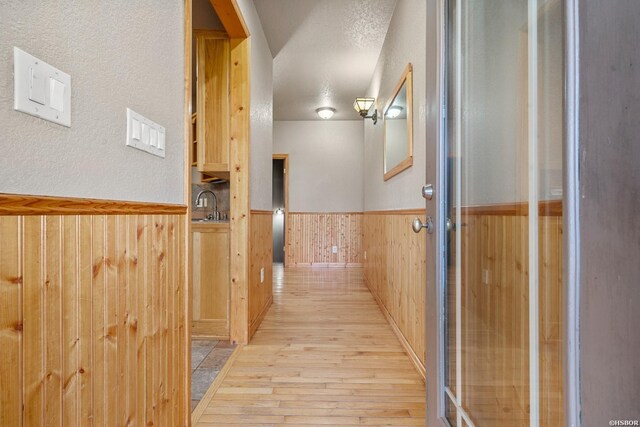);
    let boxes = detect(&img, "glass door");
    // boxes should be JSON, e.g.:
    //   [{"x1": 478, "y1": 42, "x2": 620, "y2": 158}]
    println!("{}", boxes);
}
[{"x1": 444, "y1": 1, "x2": 564, "y2": 426}]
